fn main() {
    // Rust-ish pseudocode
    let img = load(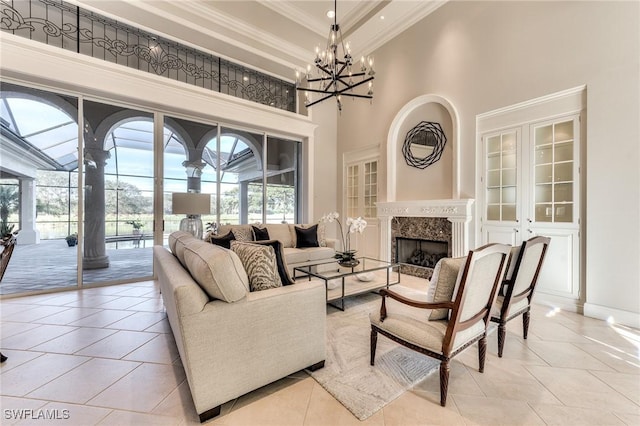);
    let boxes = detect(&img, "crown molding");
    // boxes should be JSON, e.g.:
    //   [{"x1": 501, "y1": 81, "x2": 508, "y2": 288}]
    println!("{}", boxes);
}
[
  {"x1": 350, "y1": 0, "x2": 447, "y2": 57},
  {"x1": 257, "y1": 0, "x2": 327, "y2": 36}
]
